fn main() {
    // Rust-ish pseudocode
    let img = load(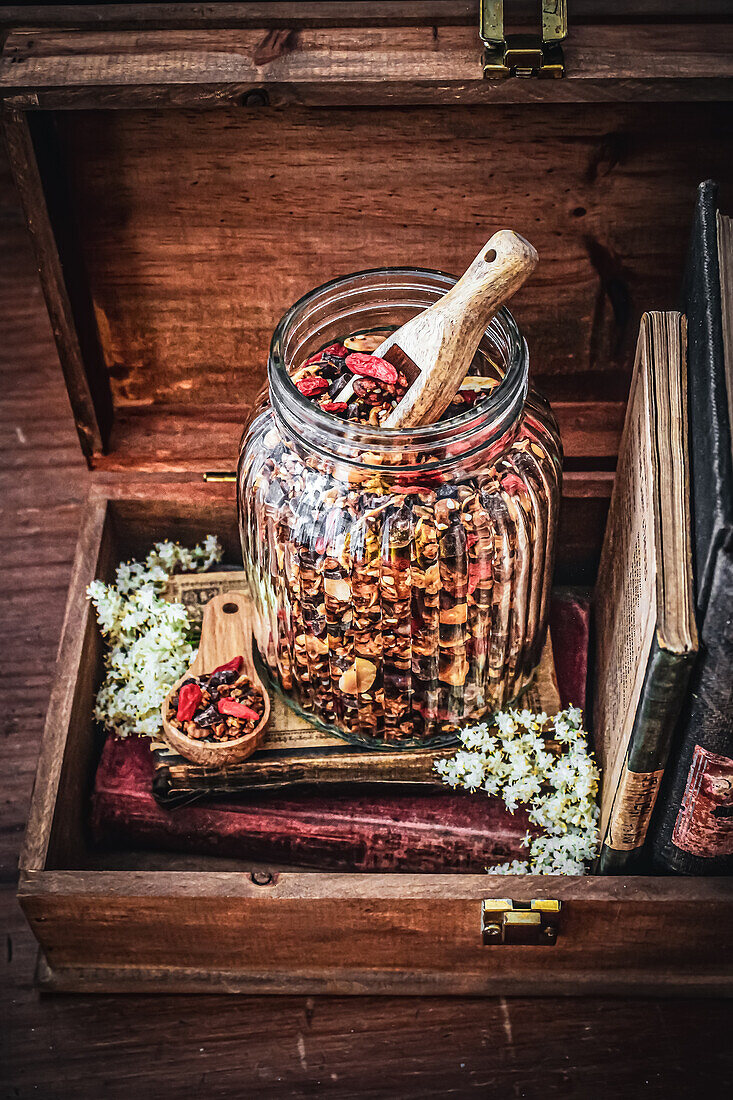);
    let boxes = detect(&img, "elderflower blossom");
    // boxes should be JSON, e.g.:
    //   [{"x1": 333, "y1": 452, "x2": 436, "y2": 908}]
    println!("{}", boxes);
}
[
  {"x1": 435, "y1": 706, "x2": 600, "y2": 875},
  {"x1": 87, "y1": 537, "x2": 223, "y2": 737}
]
